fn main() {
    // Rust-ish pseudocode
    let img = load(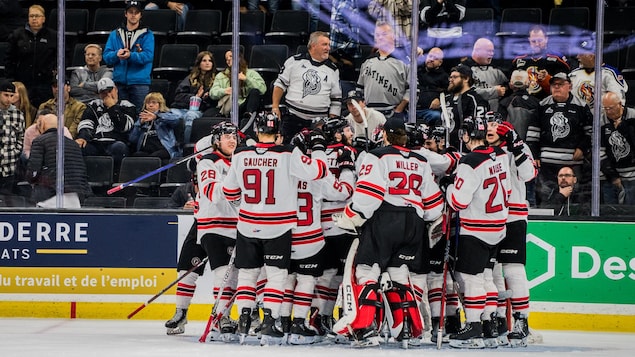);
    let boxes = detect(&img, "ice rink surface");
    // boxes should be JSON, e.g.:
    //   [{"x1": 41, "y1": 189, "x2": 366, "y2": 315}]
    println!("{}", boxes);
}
[{"x1": 3, "y1": 318, "x2": 634, "y2": 357}]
